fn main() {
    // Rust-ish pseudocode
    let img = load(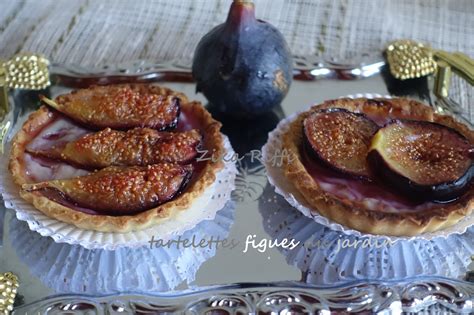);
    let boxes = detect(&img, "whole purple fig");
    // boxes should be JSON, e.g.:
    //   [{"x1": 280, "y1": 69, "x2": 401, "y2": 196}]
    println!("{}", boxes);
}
[{"x1": 192, "y1": 0, "x2": 293, "y2": 115}]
